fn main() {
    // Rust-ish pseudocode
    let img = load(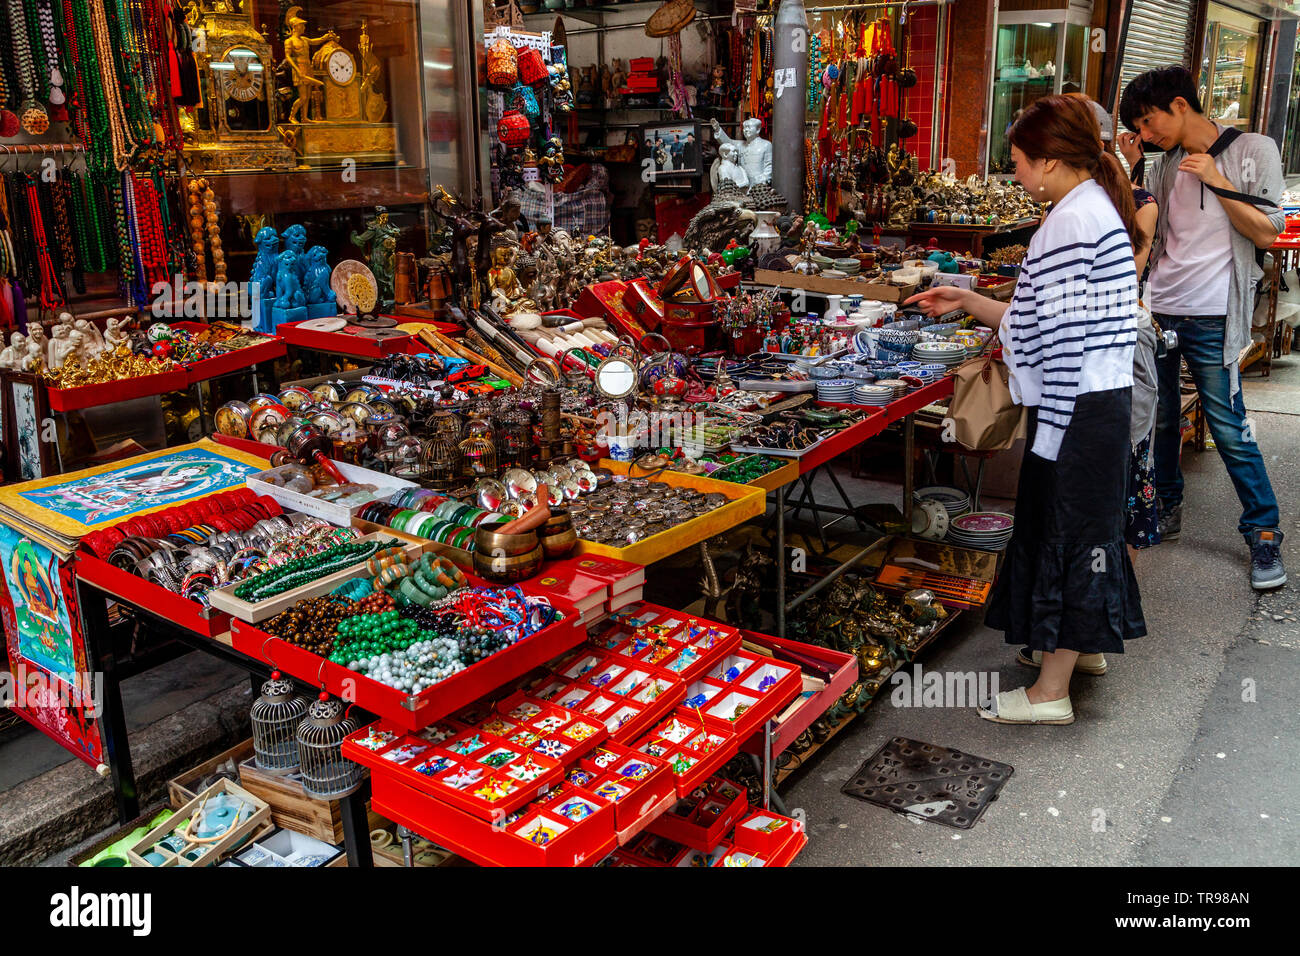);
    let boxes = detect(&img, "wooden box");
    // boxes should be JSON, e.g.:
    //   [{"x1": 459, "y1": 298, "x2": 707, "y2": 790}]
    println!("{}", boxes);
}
[
  {"x1": 168, "y1": 739, "x2": 255, "y2": 809},
  {"x1": 129, "y1": 779, "x2": 271, "y2": 867},
  {"x1": 238, "y1": 757, "x2": 385, "y2": 845},
  {"x1": 752, "y1": 268, "x2": 916, "y2": 303}
]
